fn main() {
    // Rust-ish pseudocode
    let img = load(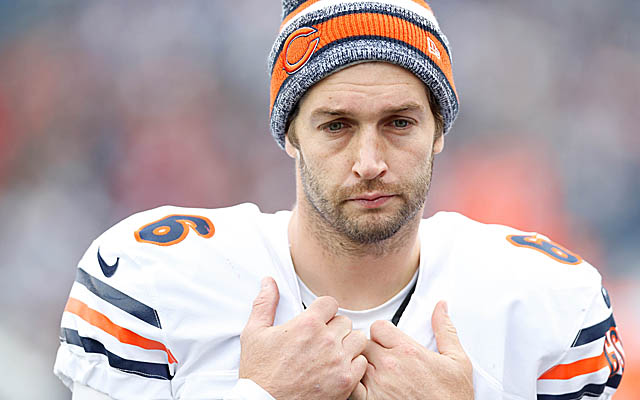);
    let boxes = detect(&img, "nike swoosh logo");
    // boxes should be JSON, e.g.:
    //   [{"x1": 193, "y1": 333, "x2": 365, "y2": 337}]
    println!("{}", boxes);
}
[{"x1": 97, "y1": 249, "x2": 119, "y2": 278}]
